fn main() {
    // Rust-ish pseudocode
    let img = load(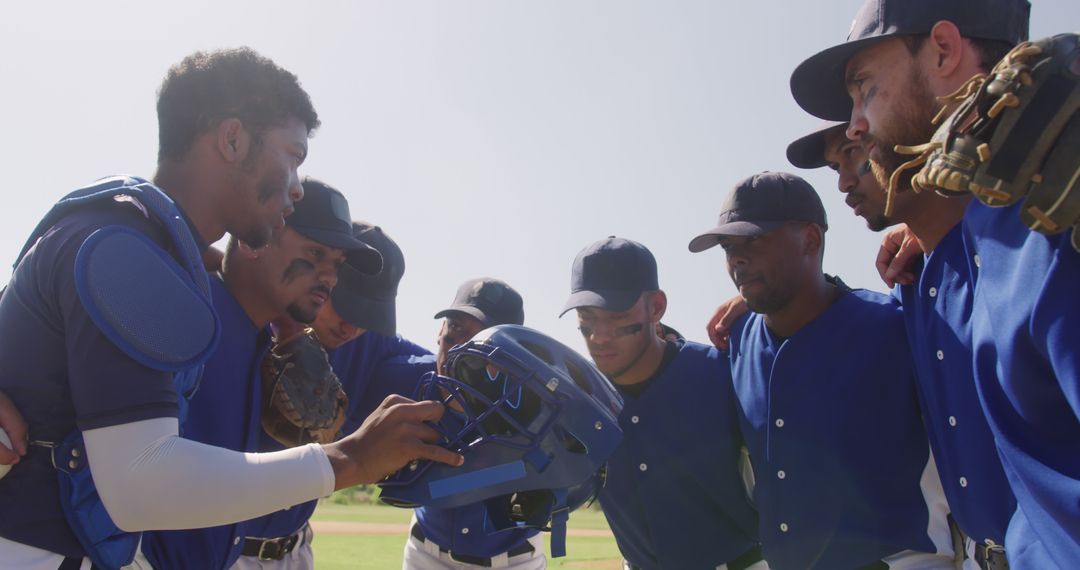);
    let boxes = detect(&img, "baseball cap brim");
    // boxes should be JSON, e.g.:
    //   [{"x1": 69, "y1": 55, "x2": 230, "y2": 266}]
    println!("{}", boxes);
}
[
  {"x1": 332, "y1": 286, "x2": 396, "y2": 336},
  {"x1": 433, "y1": 306, "x2": 495, "y2": 327},
  {"x1": 688, "y1": 220, "x2": 787, "y2": 253},
  {"x1": 787, "y1": 122, "x2": 847, "y2": 169},
  {"x1": 291, "y1": 224, "x2": 381, "y2": 263},
  {"x1": 558, "y1": 289, "x2": 643, "y2": 318},
  {"x1": 790, "y1": 36, "x2": 889, "y2": 122}
]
